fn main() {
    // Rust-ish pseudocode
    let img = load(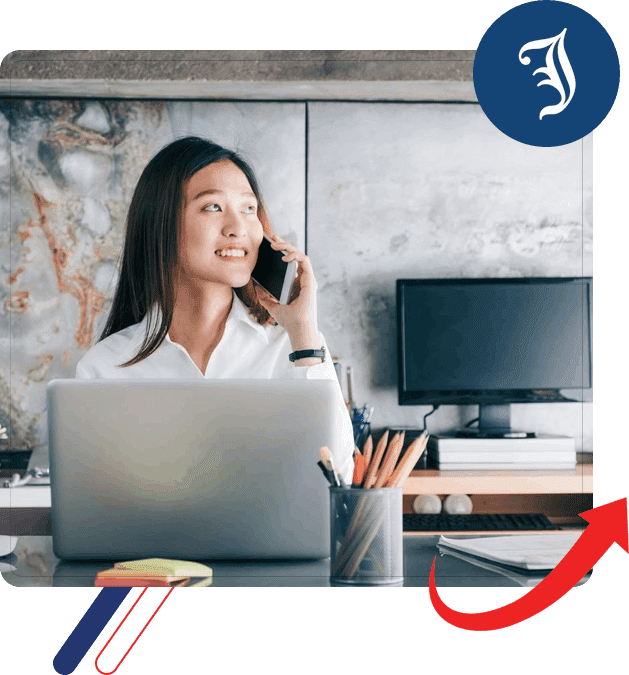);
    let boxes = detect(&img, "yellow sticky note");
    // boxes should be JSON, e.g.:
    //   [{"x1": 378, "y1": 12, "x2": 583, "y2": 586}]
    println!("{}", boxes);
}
[{"x1": 114, "y1": 558, "x2": 213, "y2": 578}]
